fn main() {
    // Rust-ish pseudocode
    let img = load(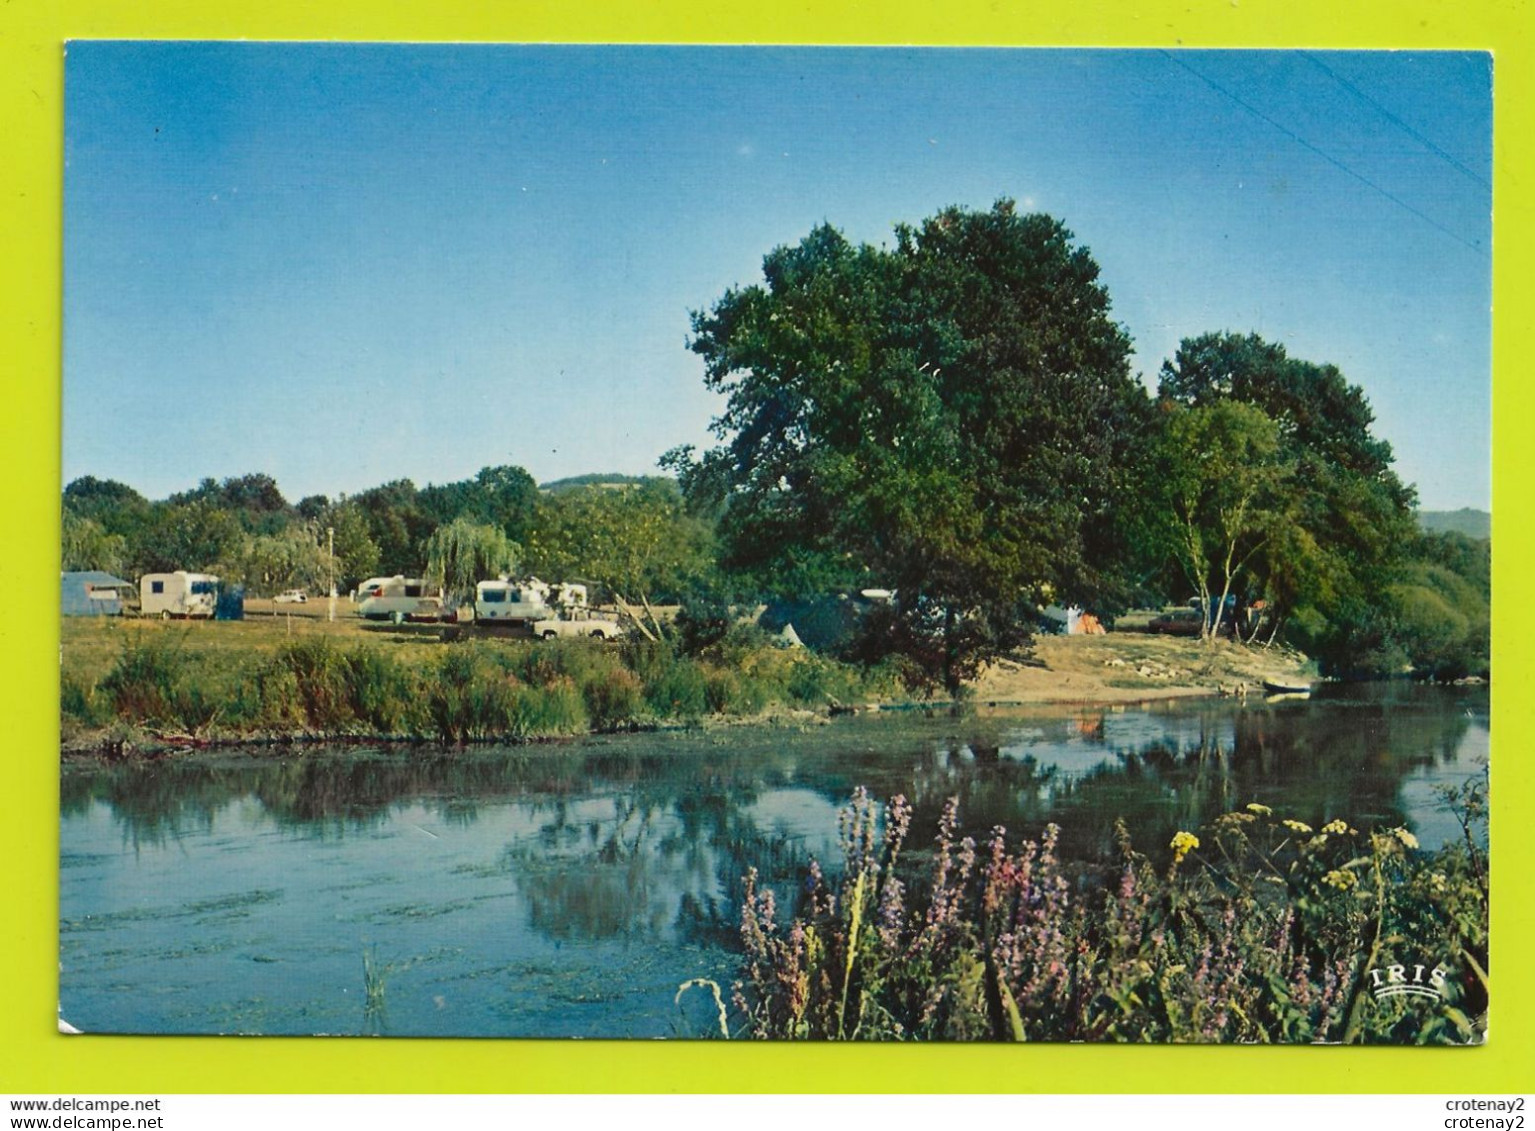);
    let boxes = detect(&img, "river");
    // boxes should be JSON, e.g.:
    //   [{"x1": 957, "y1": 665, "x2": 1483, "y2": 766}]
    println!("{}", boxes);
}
[{"x1": 58, "y1": 682, "x2": 1488, "y2": 1038}]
